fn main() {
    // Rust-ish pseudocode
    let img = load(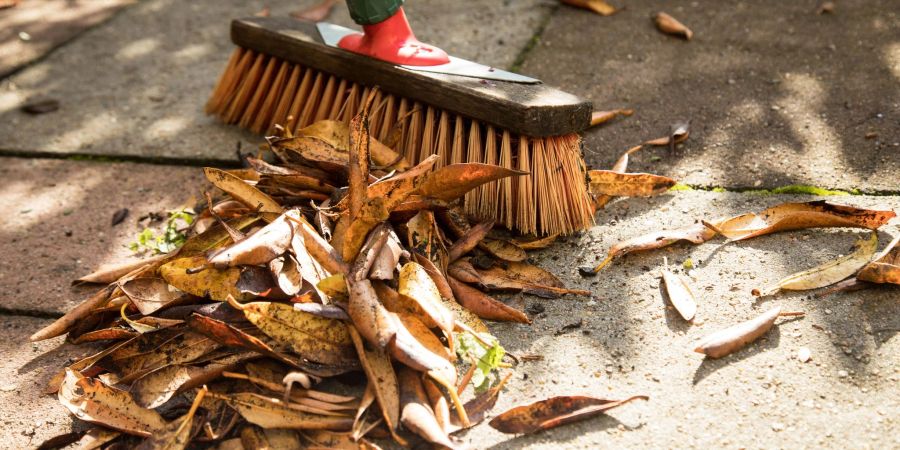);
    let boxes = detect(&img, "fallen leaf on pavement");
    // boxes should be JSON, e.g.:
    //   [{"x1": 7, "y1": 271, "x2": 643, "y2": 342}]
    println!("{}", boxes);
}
[
  {"x1": 694, "y1": 307, "x2": 804, "y2": 358},
  {"x1": 120, "y1": 278, "x2": 182, "y2": 315},
  {"x1": 653, "y1": 12, "x2": 693, "y2": 39},
  {"x1": 489, "y1": 395, "x2": 648, "y2": 434},
  {"x1": 160, "y1": 256, "x2": 251, "y2": 302},
  {"x1": 645, "y1": 120, "x2": 691, "y2": 149},
  {"x1": 755, "y1": 232, "x2": 878, "y2": 296},
  {"x1": 588, "y1": 170, "x2": 676, "y2": 197},
  {"x1": 590, "y1": 108, "x2": 633, "y2": 127},
  {"x1": 560, "y1": 0, "x2": 619, "y2": 16},
  {"x1": 660, "y1": 258, "x2": 697, "y2": 321},
  {"x1": 588, "y1": 222, "x2": 717, "y2": 273},
  {"x1": 857, "y1": 234, "x2": 900, "y2": 285},
  {"x1": 713, "y1": 201, "x2": 895, "y2": 241},
  {"x1": 204, "y1": 168, "x2": 283, "y2": 216},
  {"x1": 290, "y1": 0, "x2": 338, "y2": 21}
]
